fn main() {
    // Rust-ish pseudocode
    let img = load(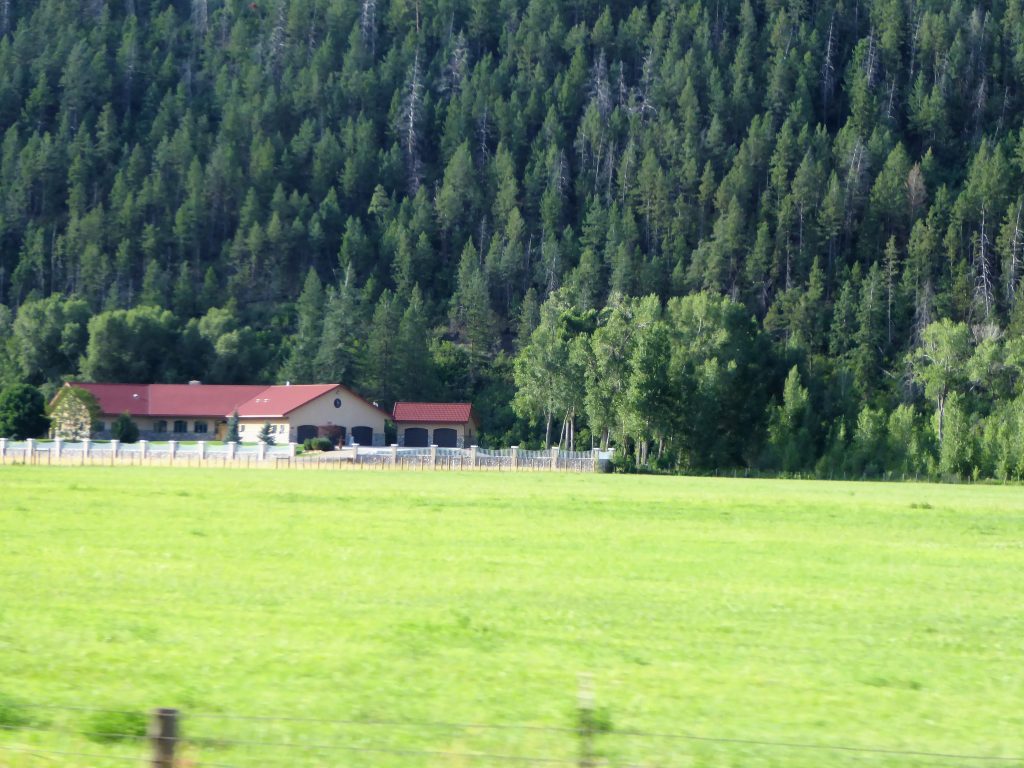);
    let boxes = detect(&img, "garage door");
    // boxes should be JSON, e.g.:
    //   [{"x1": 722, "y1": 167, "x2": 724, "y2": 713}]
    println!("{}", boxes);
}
[
  {"x1": 433, "y1": 428, "x2": 458, "y2": 447},
  {"x1": 296, "y1": 425, "x2": 318, "y2": 443},
  {"x1": 351, "y1": 426, "x2": 373, "y2": 446},
  {"x1": 404, "y1": 427, "x2": 428, "y2": 447}
]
